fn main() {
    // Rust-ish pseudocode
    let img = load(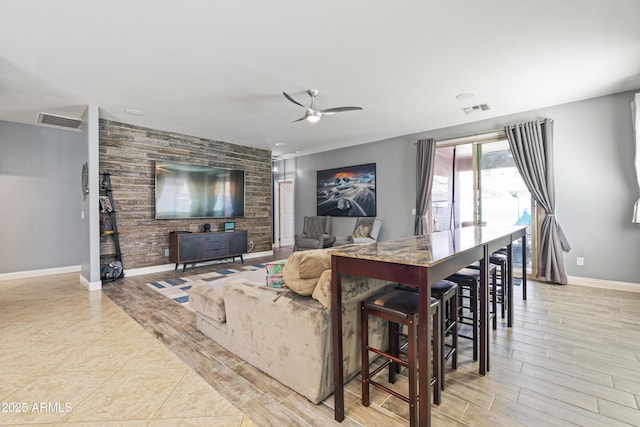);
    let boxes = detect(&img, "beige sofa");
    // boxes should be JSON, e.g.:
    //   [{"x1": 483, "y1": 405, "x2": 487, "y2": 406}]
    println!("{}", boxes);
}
[{"x1": 189, "y1": 249, "x2": 393, "y2": 404}]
